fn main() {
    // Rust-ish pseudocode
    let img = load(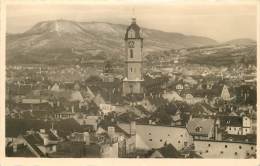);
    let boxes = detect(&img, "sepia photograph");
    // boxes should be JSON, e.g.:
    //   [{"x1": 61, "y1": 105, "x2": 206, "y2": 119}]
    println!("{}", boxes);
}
[{"x1": 3, "y1": 1, "x2": 258, "y2": 159}]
